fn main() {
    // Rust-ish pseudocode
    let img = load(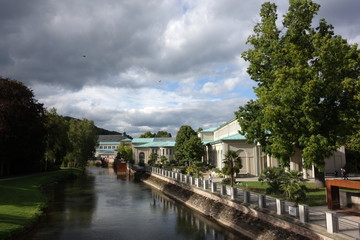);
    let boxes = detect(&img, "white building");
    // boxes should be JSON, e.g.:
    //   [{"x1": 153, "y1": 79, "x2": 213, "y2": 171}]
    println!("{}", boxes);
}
[{"x1": 198, "y1": 118, "x2": 346, "y2": 178}]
